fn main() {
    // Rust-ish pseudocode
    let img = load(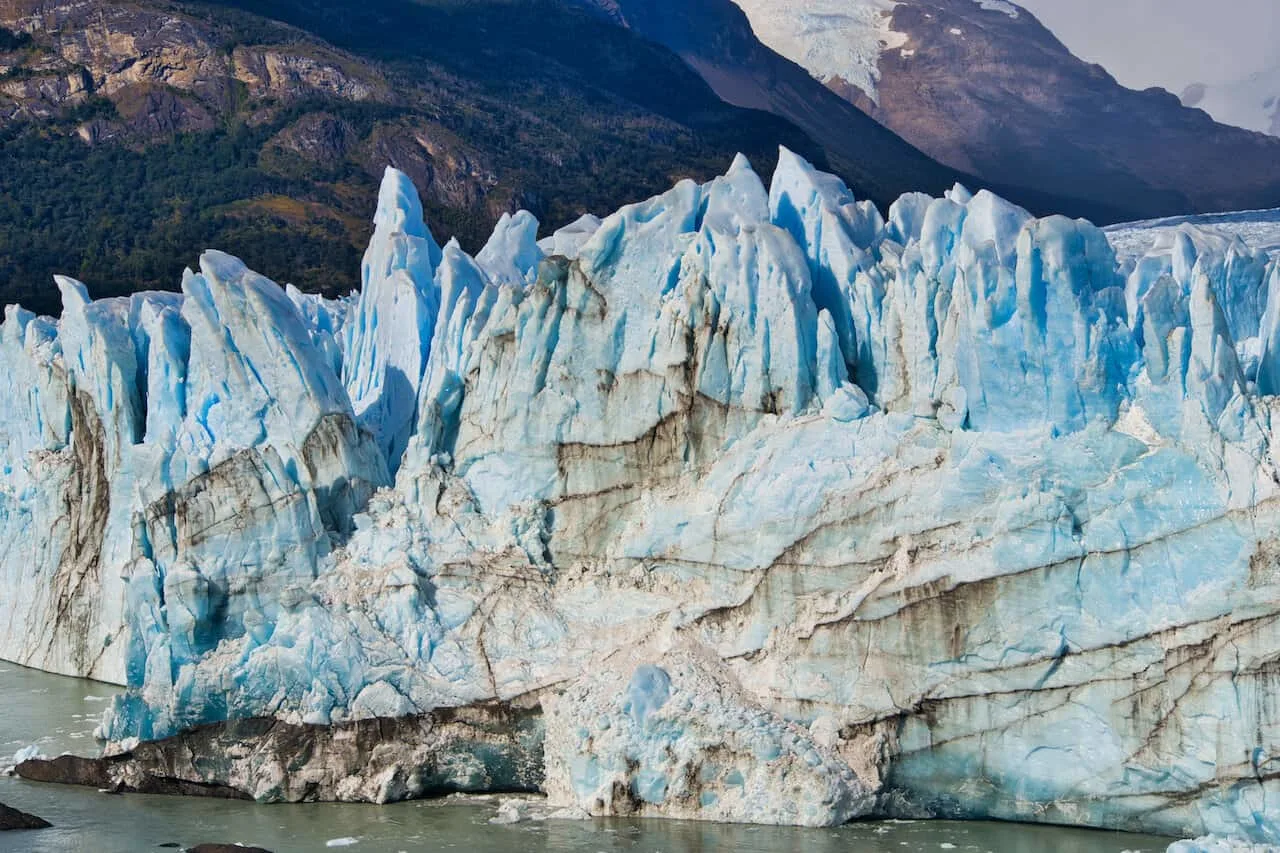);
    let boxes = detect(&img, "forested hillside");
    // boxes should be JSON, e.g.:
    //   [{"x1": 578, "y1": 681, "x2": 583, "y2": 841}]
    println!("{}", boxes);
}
[{"x1": 0, "y1": 0, "x2": 835, "y2": 313}]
